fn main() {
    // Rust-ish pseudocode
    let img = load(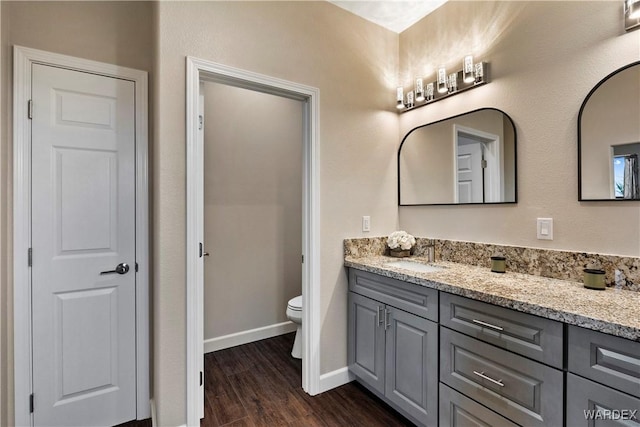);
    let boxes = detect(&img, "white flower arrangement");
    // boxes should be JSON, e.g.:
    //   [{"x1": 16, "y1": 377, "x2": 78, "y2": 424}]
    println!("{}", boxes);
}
[{"x1": 387, "y1": 231, "x2": 416, "y2": 251}]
